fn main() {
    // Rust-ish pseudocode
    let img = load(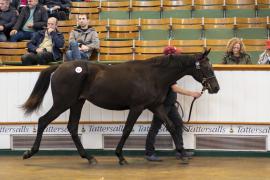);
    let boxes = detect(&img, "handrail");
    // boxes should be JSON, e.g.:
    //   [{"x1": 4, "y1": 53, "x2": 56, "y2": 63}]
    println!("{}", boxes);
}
[{"x1": 1, "y1": 64, "x2": 270, "y2": 72}]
